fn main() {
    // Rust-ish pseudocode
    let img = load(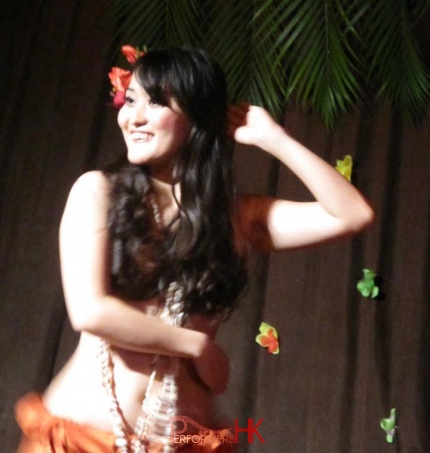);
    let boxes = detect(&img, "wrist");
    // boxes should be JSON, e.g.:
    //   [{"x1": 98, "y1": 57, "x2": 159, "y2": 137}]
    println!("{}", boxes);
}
[
  {"x1": 260, "y1": 125, "x2": 293, "y2": 157},
  {"x1": 189, "y1": 331, "x2": 211, "y2": 359}
]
